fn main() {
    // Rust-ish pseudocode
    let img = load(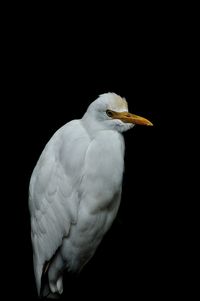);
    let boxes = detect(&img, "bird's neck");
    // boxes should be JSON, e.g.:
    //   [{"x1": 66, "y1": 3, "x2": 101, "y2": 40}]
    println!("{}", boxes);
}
[{"x1": 81, "y1": 113, "x2": 111, "y2": 139}]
